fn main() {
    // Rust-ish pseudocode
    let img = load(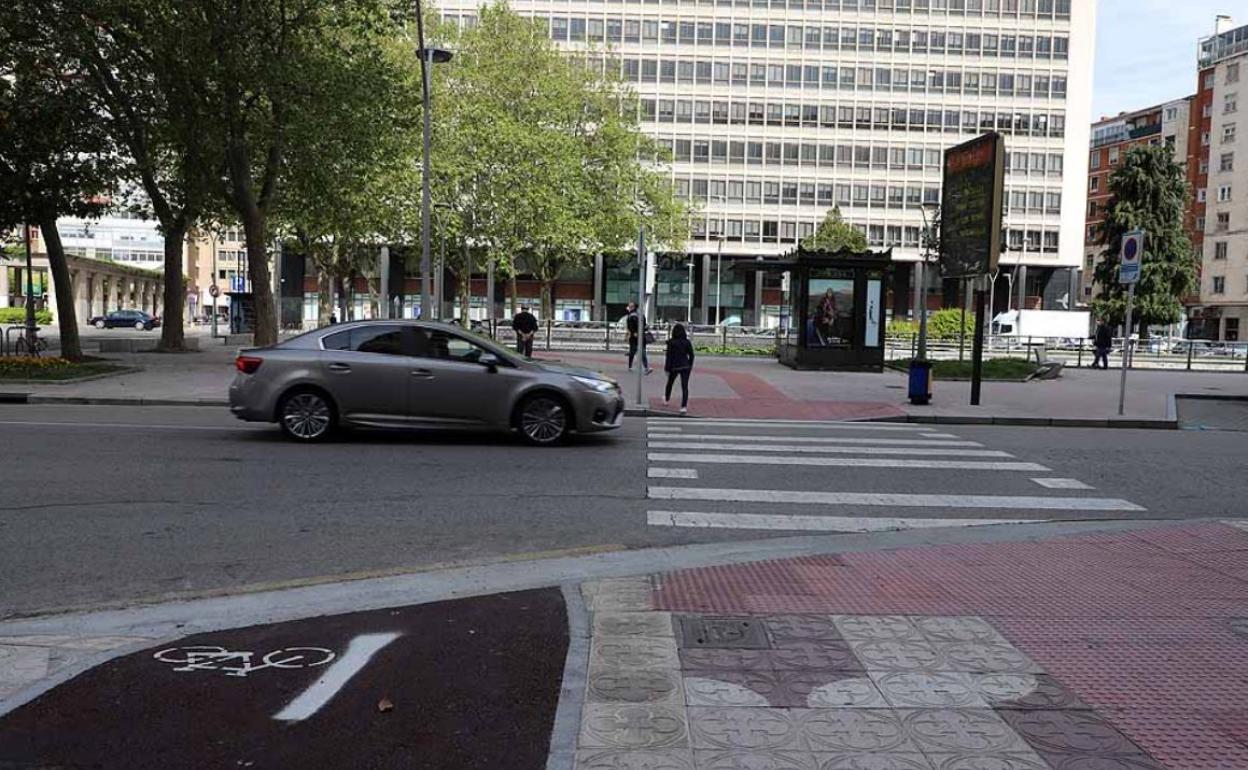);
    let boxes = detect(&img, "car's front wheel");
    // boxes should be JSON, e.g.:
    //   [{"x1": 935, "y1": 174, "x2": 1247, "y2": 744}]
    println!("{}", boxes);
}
[
  {"x1": 134, "y1": 321, "x2": 146, "y2": 330},
  {"x1": 278, "y1": 389, "x2": 336, "y2": 443},
  {"x1": 516, "y1": 393, "x2": 569, "y2": 446}
]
